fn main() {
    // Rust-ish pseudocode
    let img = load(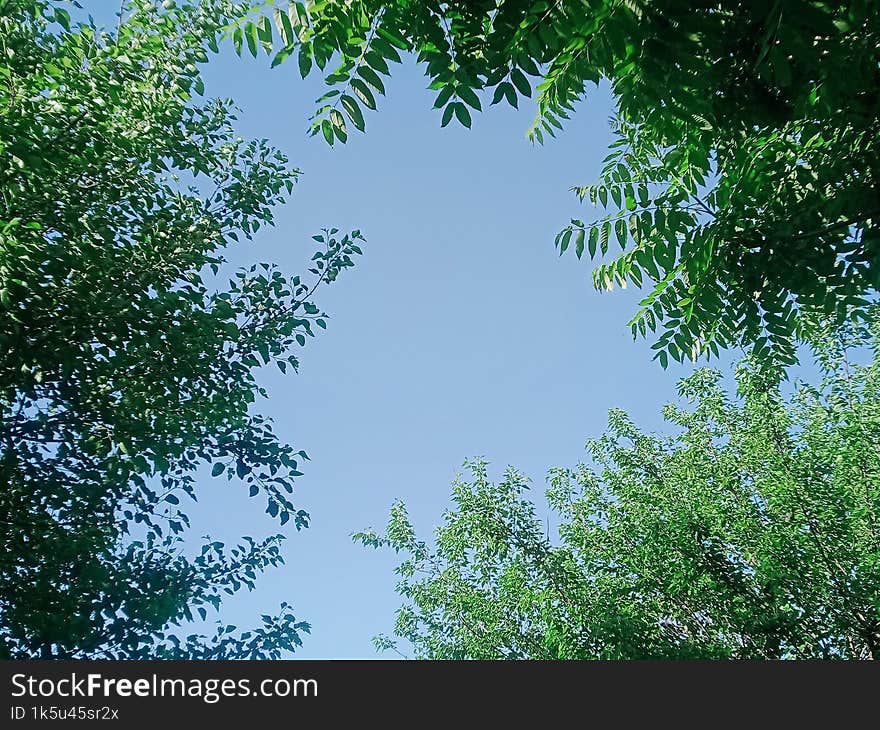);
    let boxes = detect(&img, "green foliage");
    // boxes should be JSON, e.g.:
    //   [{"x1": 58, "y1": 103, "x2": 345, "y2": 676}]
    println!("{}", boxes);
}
[
  {"x1": 0, "y1": 0, "x2": 362, "y2": 658},
  {"x1": 242, "y1": 0, "x2": 880, "y2": 372},
  {"x1": 358, "y1": 314, "x2": 880, "y2": 659}
]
